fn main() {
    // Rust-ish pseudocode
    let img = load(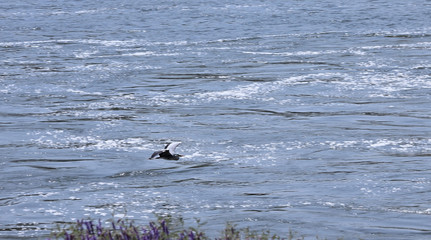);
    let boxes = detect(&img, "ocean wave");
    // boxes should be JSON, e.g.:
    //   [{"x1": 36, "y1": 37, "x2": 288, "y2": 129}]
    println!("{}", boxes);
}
[
  {"x1": 194, "y1": 73, "x2": 346, "y2": 101},
  {"x1": 147, "y1": 70, "x2": 430, "y2": 107},
  {"x1": 30, "y1": 131, "x2": 152, "y2": 152}
]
